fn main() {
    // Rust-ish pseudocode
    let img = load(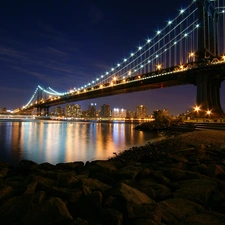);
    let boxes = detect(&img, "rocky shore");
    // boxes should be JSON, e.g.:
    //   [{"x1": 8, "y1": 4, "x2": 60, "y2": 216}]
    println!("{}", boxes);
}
[{"x1": 1, "y1": 130, "x2": 225, "y2": 225}]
